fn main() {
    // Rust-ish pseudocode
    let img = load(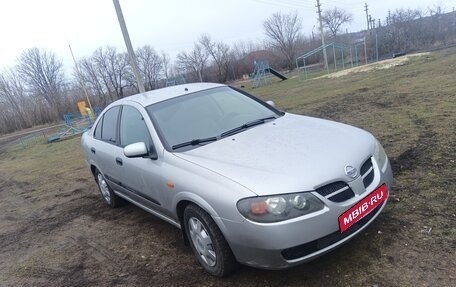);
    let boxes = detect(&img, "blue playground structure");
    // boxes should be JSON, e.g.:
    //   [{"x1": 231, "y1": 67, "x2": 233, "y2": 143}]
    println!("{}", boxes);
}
[
  {"x1": 251, "y1": 60, "x2": 287, "y2": 88},
  {"x1": 47, "y1": 108, "x2": 102, "y2": 143}
]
